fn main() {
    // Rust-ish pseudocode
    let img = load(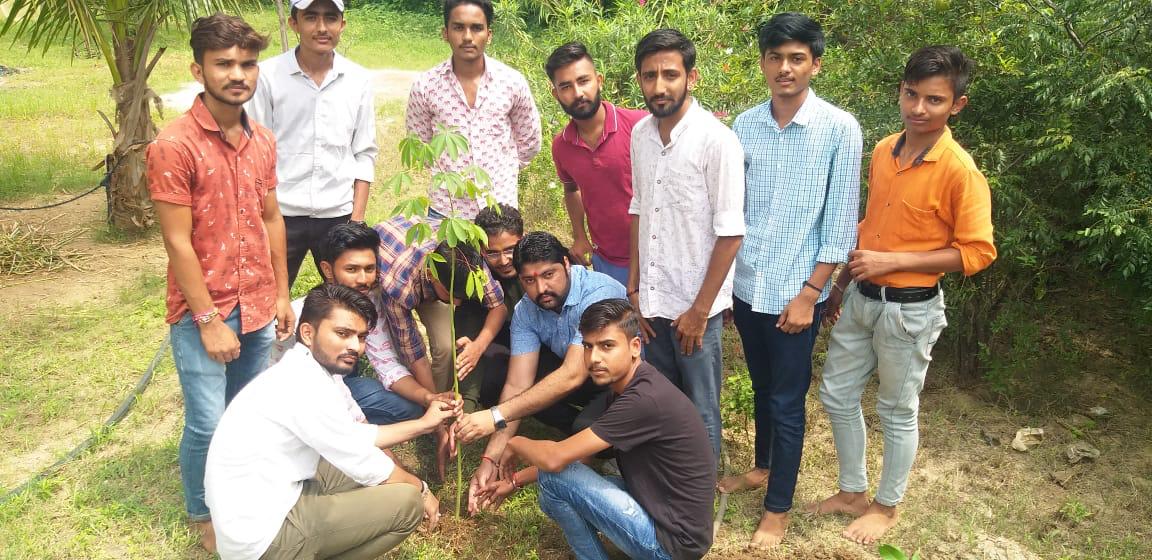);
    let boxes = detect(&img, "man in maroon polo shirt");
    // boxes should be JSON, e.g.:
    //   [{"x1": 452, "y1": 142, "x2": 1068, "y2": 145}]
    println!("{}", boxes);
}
[{"x1": 546, "y1": 42, "x2": 648, "y2": 287}]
